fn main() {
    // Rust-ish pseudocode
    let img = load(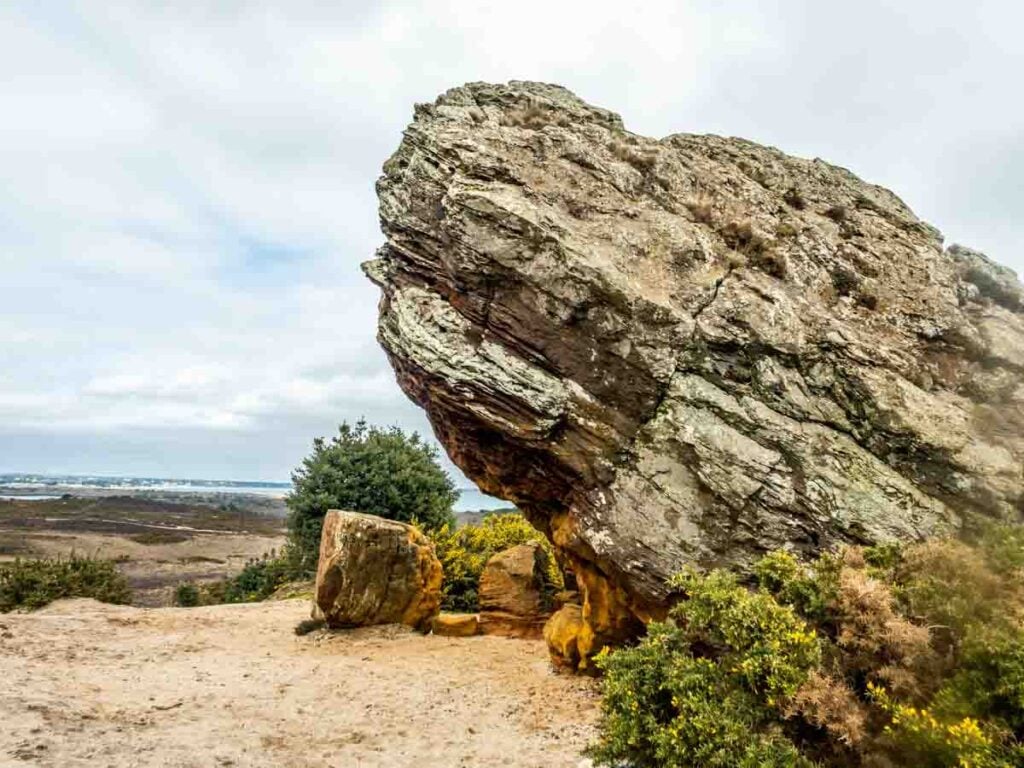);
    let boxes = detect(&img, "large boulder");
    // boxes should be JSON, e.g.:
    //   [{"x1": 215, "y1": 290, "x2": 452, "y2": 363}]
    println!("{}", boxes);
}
[
  {"x1": 364, "y1": 81, "x2": 1024, "y2": 662},
  {"x1": 314, "y1": 510, "x2": 442, "y2": 630},
  {"x1": 478, "y1": 543, "x2": 552, "y2": 638}
]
